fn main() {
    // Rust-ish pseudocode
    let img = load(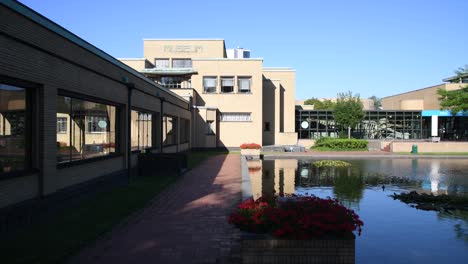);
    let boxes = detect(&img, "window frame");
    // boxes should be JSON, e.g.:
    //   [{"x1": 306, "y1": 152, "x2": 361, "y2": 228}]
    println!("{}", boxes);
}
[
  {"x1": 57, "y1": 117, "x2": 68, "y2": 134},
  {"x1": 0, "y1": 76, "x2": 36, "y2": 179},
  {"x1": 56, "y1": 90, "x2": 121, "y2": 167},
  {"x1": 238, "y1": 76, "x2": 252, "y2": 93},
  {"x1": 131, "y1": 108, "x2": 154, "y2": 152},
  {"x1": 220, "y1": 77, "x2": 235, "y2": 93},
  {"x1": 172, "y1": 59, "x2": 192, "y2": 68},
  {"x1": 155, "y1": 58, "x2": 170, "y2": 68},
  {"x1": 162, "y1": 115, "x2": 177, "y2": 147},
  {"x1": 203, "y1": 76, "x2": 217, "y2": 93},
  {"x1": 220, "y1": 112, "x2": 252, "y2": 122}
]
